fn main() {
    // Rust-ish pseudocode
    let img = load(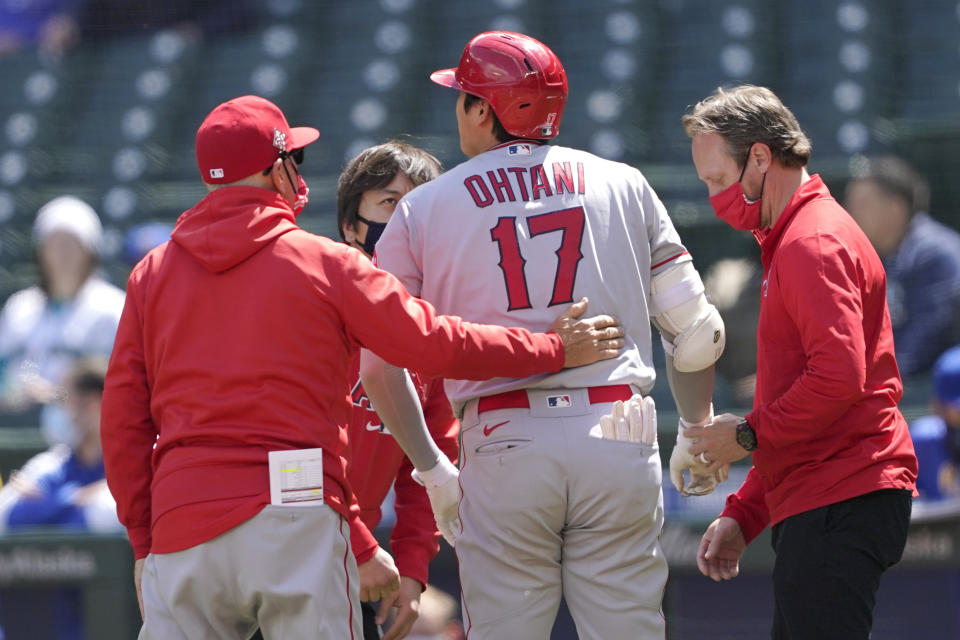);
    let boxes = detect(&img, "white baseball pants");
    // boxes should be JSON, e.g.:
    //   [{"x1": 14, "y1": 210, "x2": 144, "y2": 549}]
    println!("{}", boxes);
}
[{"x1": 456, "y1": 387, "x2": 667, "y2": 640}]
